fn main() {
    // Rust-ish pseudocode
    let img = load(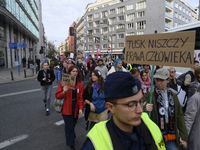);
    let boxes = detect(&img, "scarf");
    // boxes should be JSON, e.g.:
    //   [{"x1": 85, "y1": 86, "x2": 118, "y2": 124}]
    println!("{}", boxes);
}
[
  {"x1": 155, "y1": 87, "x2": 176, "y2": 141},
  {"x1": 93, "y1": 82, "x2": 101, "y2": 92}
]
